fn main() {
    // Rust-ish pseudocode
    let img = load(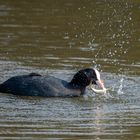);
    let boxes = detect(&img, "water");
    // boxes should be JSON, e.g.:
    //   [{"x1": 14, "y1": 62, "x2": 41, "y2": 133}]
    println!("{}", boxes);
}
[{"x1": 0, "y1": 0, "x2": 140, "y2": 139}]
